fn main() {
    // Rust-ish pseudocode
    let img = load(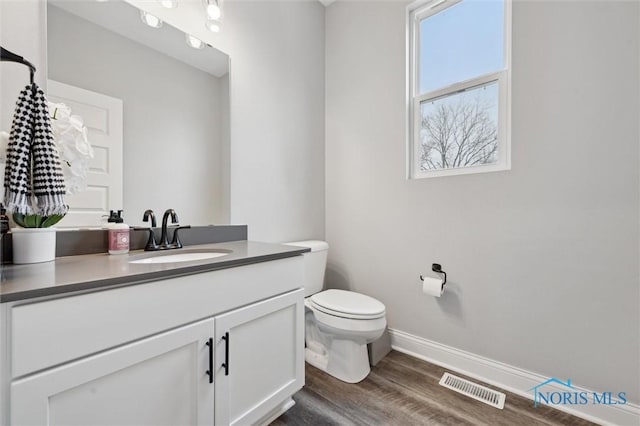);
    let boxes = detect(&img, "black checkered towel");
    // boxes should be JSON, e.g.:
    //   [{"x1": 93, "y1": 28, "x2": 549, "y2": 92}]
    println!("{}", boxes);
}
[{"x1": 3, "y1": 84, "x2": 67, "y2": 216}]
